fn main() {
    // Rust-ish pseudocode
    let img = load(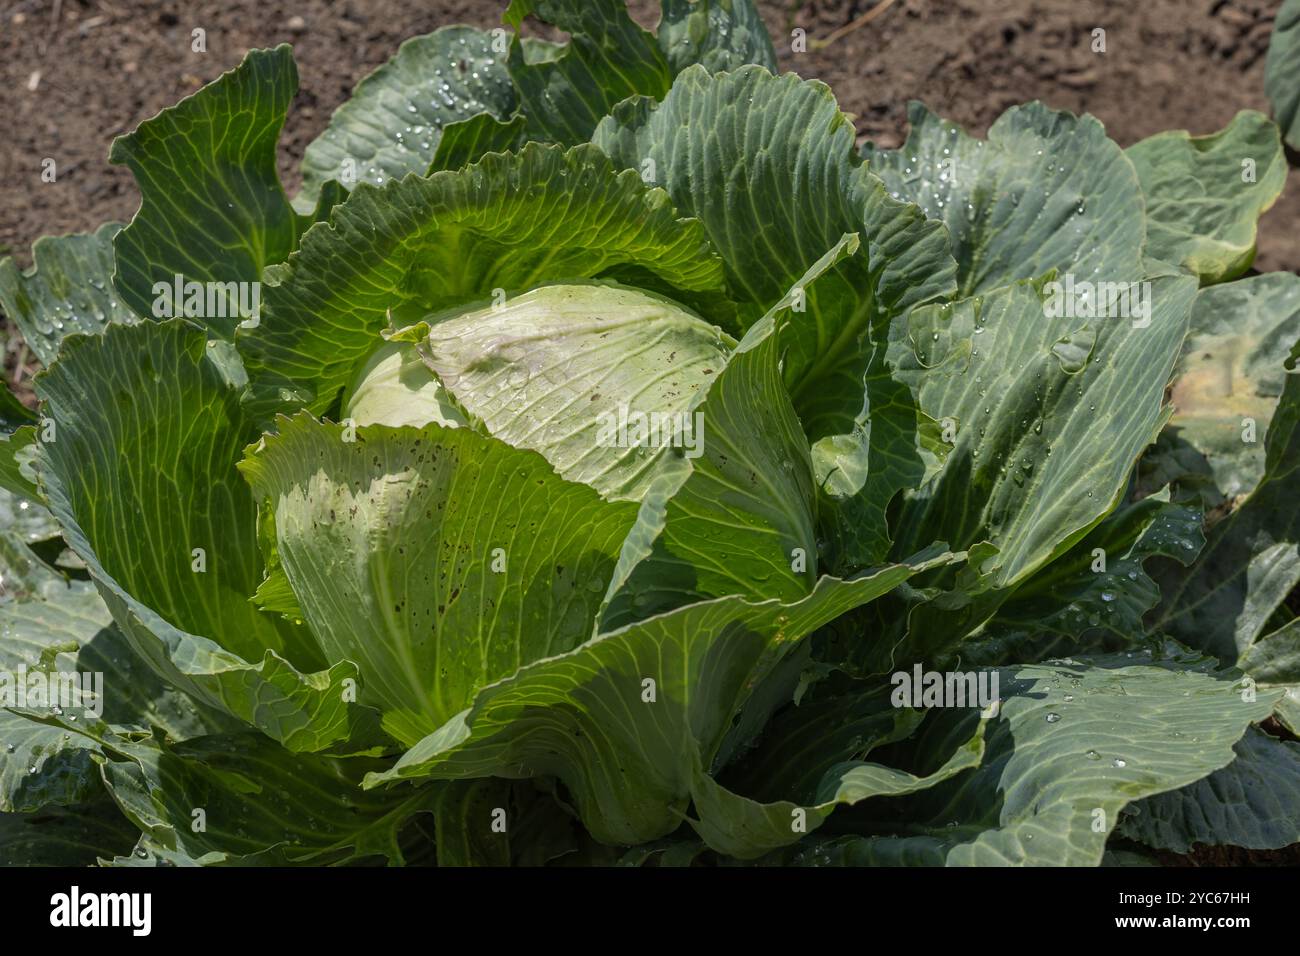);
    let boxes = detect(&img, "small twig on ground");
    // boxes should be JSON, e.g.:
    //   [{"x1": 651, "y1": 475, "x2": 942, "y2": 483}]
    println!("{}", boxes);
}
[
  {"x1": 39, "y1": 0, "x2": 63, "y2": 55},
  {"x1": 812, "y1": 0, "x2": 899, "y2": 51}
]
